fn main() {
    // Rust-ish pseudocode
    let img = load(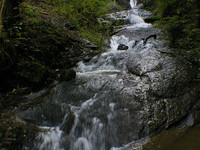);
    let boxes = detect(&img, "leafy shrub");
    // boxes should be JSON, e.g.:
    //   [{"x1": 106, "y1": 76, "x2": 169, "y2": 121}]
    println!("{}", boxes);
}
[{"x1": 146, "y1": 0, "x2": 199, "y2": 51}]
